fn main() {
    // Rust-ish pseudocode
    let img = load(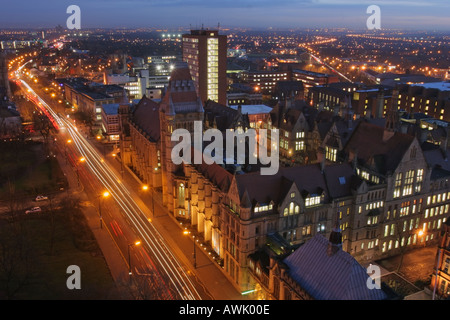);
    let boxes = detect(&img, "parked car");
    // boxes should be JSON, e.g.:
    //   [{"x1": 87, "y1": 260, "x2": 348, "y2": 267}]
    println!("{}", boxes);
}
[
  {"x1": 25, "y1": 207, "x2": 42, "y2": 214},
  {"x1": 35, "y1": 195, "x2": 48, "y2": 201}
]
